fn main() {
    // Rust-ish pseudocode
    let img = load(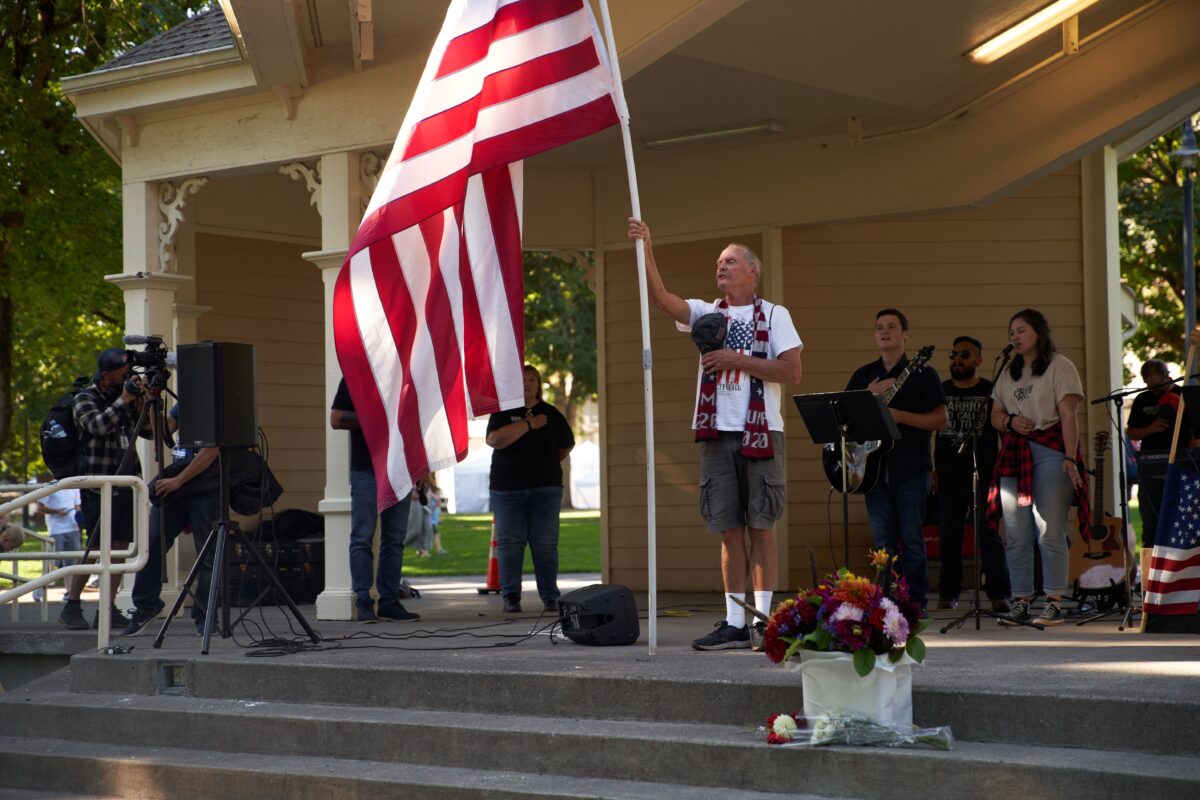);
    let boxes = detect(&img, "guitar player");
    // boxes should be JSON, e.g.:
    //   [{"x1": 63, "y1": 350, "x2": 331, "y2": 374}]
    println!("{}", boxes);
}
[{"x1": 846, "y1": 309, "x2": 948, "y2": 611}]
